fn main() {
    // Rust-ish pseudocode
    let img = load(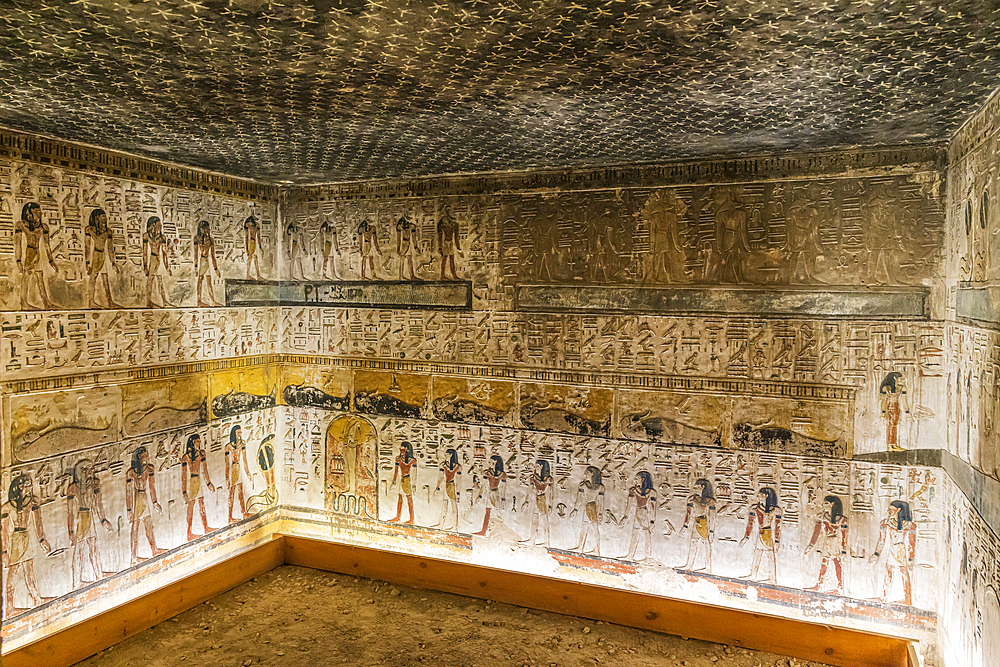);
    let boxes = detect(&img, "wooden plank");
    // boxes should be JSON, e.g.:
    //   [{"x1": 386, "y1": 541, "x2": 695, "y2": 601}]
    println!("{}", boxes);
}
[
  {"x1": 3, "y1": 536, "x2": 285, "y2": 667},
  {"x1": 283, "y1": 535, "x2": 910, "y2": 667}
]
